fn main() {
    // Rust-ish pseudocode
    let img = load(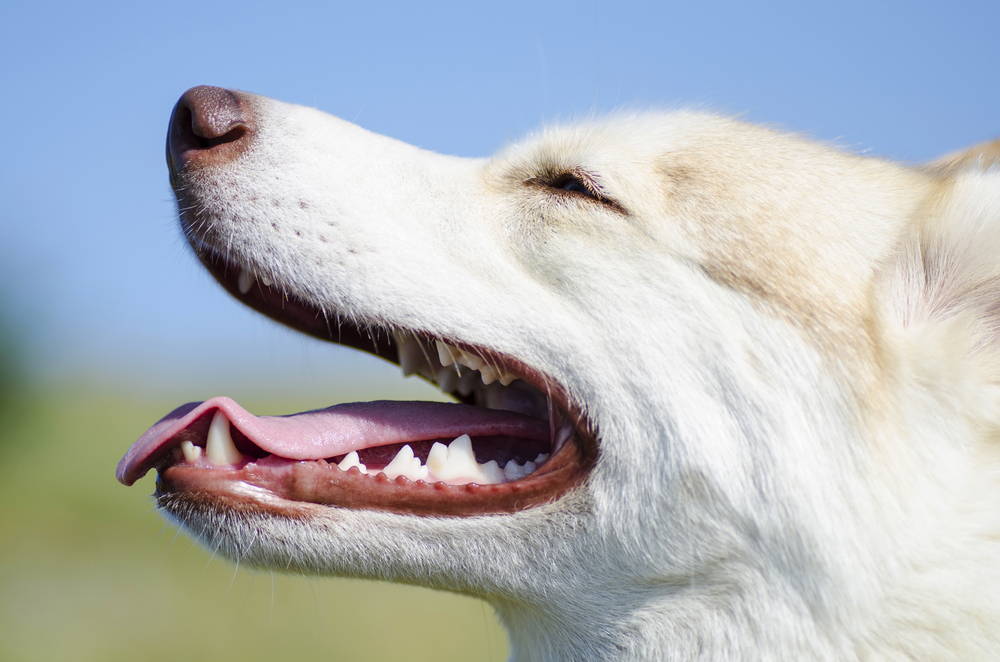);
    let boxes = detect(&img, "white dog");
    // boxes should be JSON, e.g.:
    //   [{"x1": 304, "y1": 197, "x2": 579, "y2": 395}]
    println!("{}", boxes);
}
[{"x1": 117, "y1": 86, "x2": 1000, "y2": 660}]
